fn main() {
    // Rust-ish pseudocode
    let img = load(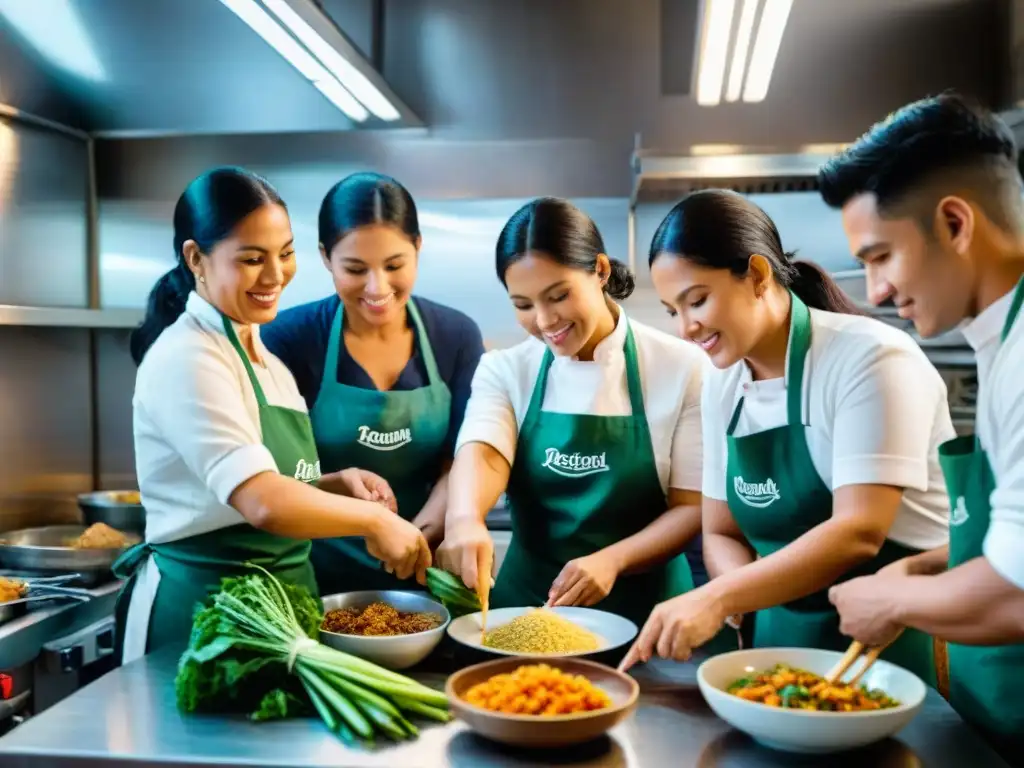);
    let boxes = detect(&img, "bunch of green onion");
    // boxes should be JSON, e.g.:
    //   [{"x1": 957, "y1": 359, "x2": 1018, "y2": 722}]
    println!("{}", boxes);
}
[{"x1": 174, "y1": 566, "x2": 450, "y2": 746}]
